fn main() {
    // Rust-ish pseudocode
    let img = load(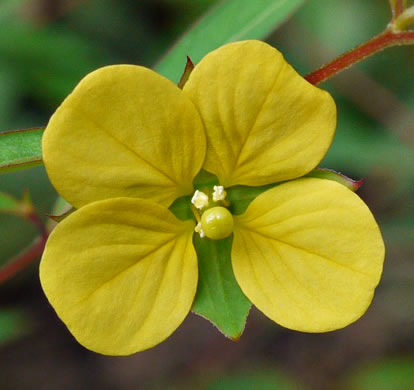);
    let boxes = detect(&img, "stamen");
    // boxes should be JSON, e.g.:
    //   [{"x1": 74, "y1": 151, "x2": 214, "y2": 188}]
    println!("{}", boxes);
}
[
  {"x1": 212, "y1": 185, "x2": 227, "y2": 202},
  {"x1": 191, "y1": 190, "x2": 209, "y2": 210},
  {"x1": 195, "y1": 222, "x2": 205, "y2": 238}
]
